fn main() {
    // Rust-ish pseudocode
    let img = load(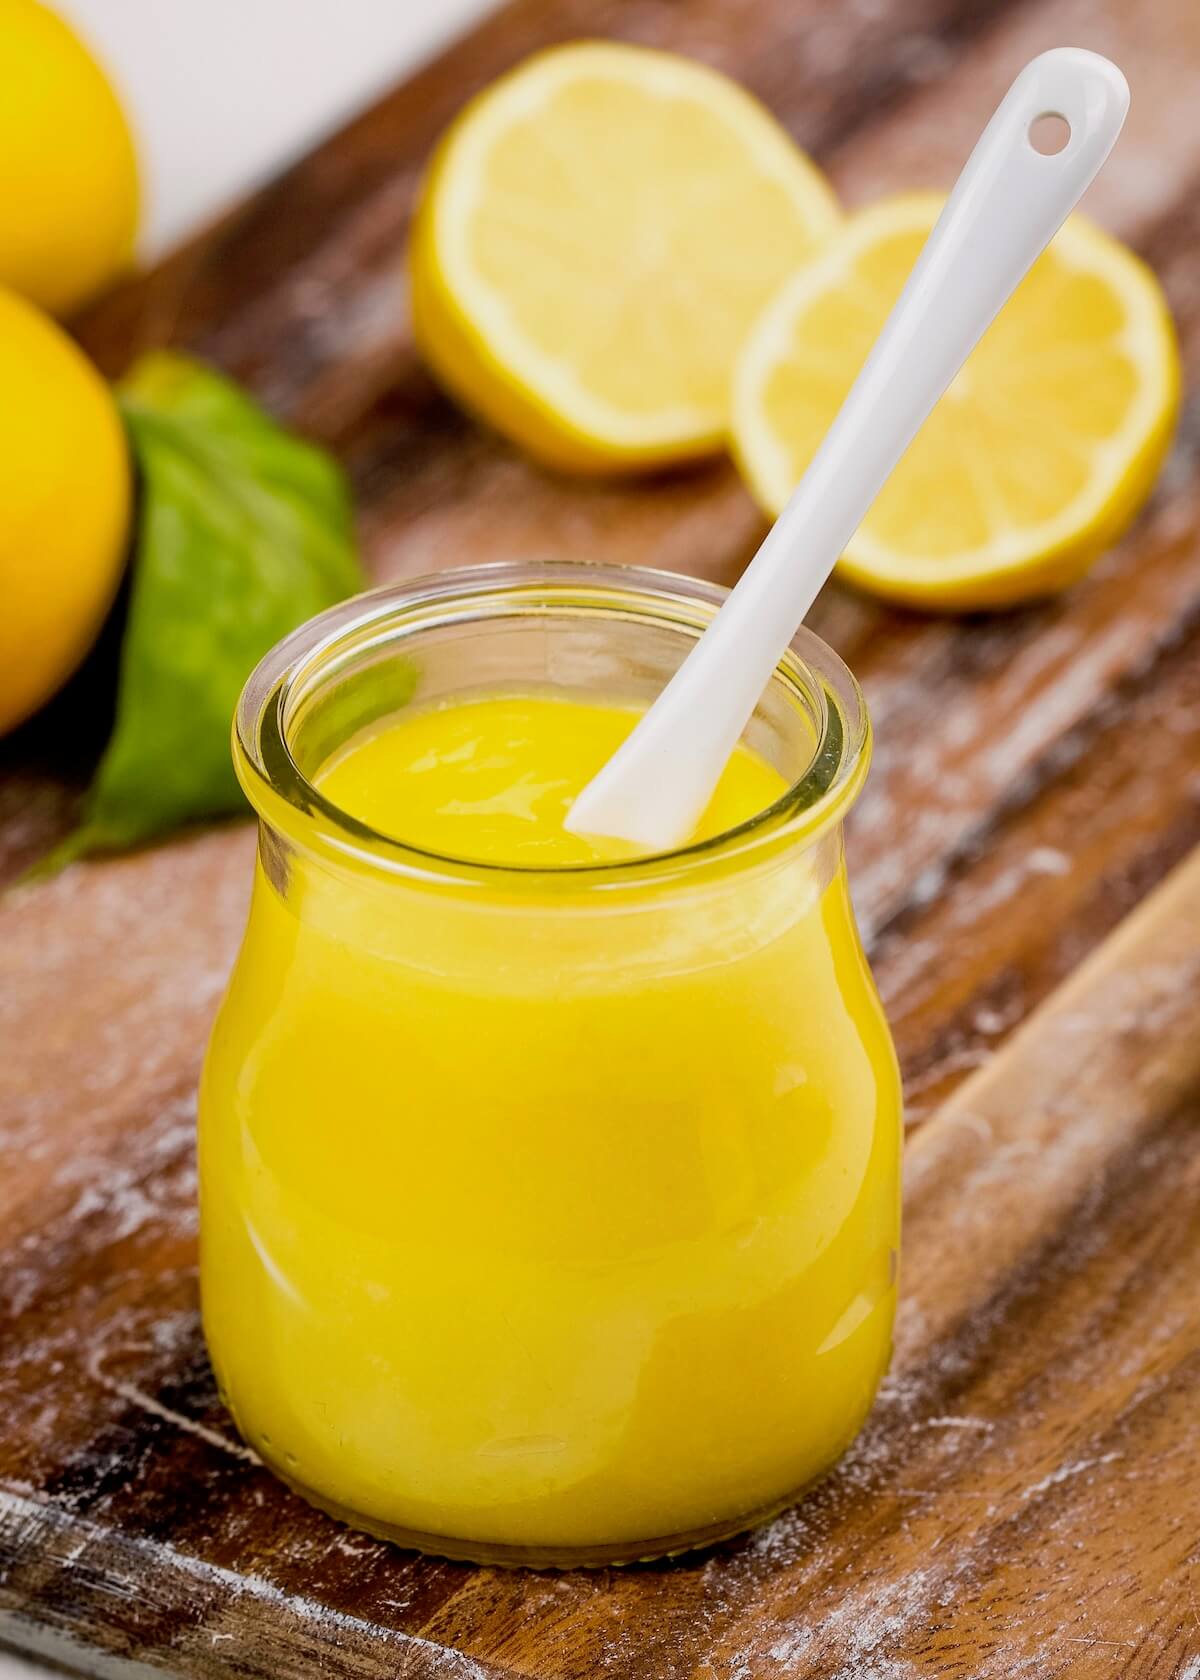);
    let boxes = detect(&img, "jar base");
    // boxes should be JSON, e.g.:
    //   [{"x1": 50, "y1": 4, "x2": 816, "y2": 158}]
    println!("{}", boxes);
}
[{"x1": 258, "y1": 1446, "x2": 812, "y2": 1569}]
